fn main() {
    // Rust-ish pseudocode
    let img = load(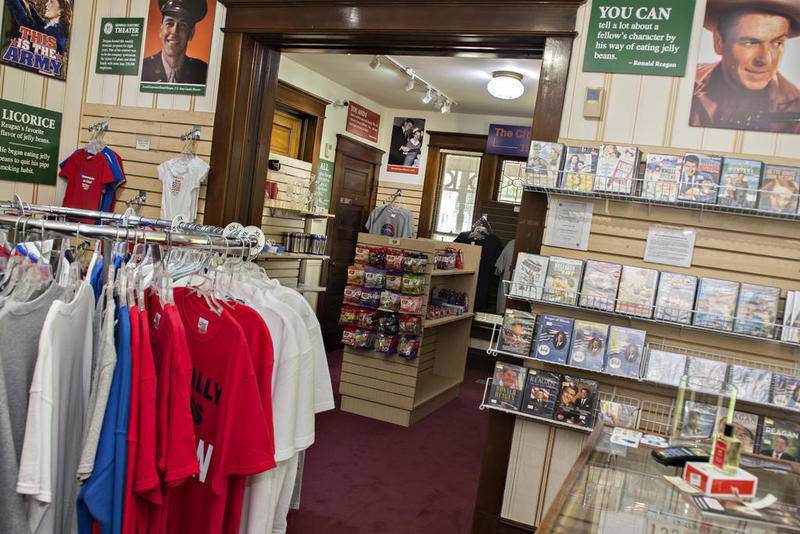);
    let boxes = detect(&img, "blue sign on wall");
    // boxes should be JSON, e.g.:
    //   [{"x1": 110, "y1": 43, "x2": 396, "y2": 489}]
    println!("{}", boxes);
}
[{"x1": 486, "y1": 124, "x2": 531, "y2": 157}]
